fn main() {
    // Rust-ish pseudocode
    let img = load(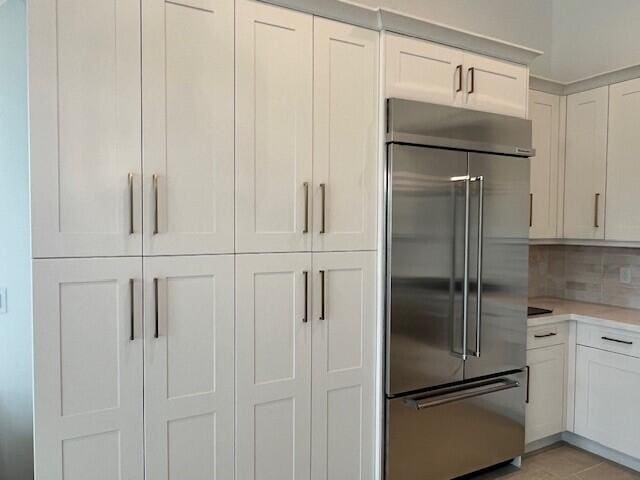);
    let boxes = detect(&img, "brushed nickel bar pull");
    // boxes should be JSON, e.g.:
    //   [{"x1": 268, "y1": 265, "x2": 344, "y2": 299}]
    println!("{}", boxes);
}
[
  {"x1": 302, "y1": 271, "x2": 309, "y2": 323},
  {"x1": 128, "y1": 173, "x2": 135, "y2": 235},
  {"x1": 154, "y1": 278, "x2": 159, "y2": 338},
  {"x1": 468, "y1": 67, "x2": 475, "y2": 94},
  {"x1": 153, "y1": 174, "x2": 159, "y2": 235},
  {"x1": 529, "y1": 193, "x2": 533, "y2": 227},
  {"x1": 455, "y1": 64, "x2": 463, "y2": 93},
  {"x1": 303, "y1": 182, "x2": 309, "y2": 234},
  {"x1": 594, "y1": 193, "x2": 600, "y2": 228},
  {"x1": 320, "y1": 183, "x2": 326, "y2": 234},
  {"x1": 319, "y1": 270, "x2": 326, "y2": 320},
  {"x1": 129, "y1": 279, "x2": 135, "y2": 341}
]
